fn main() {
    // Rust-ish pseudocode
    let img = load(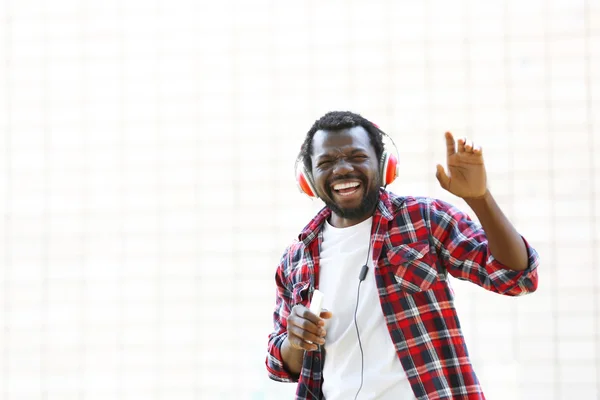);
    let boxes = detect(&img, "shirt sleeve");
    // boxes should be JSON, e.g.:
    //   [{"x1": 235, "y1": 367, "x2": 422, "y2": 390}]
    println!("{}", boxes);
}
[
  {"x1": 265, "y1": 248, "x2": 299, "y2": 382},
  {"x1": 428, "y1": 198, "x2": 539, "y2": 296}
]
